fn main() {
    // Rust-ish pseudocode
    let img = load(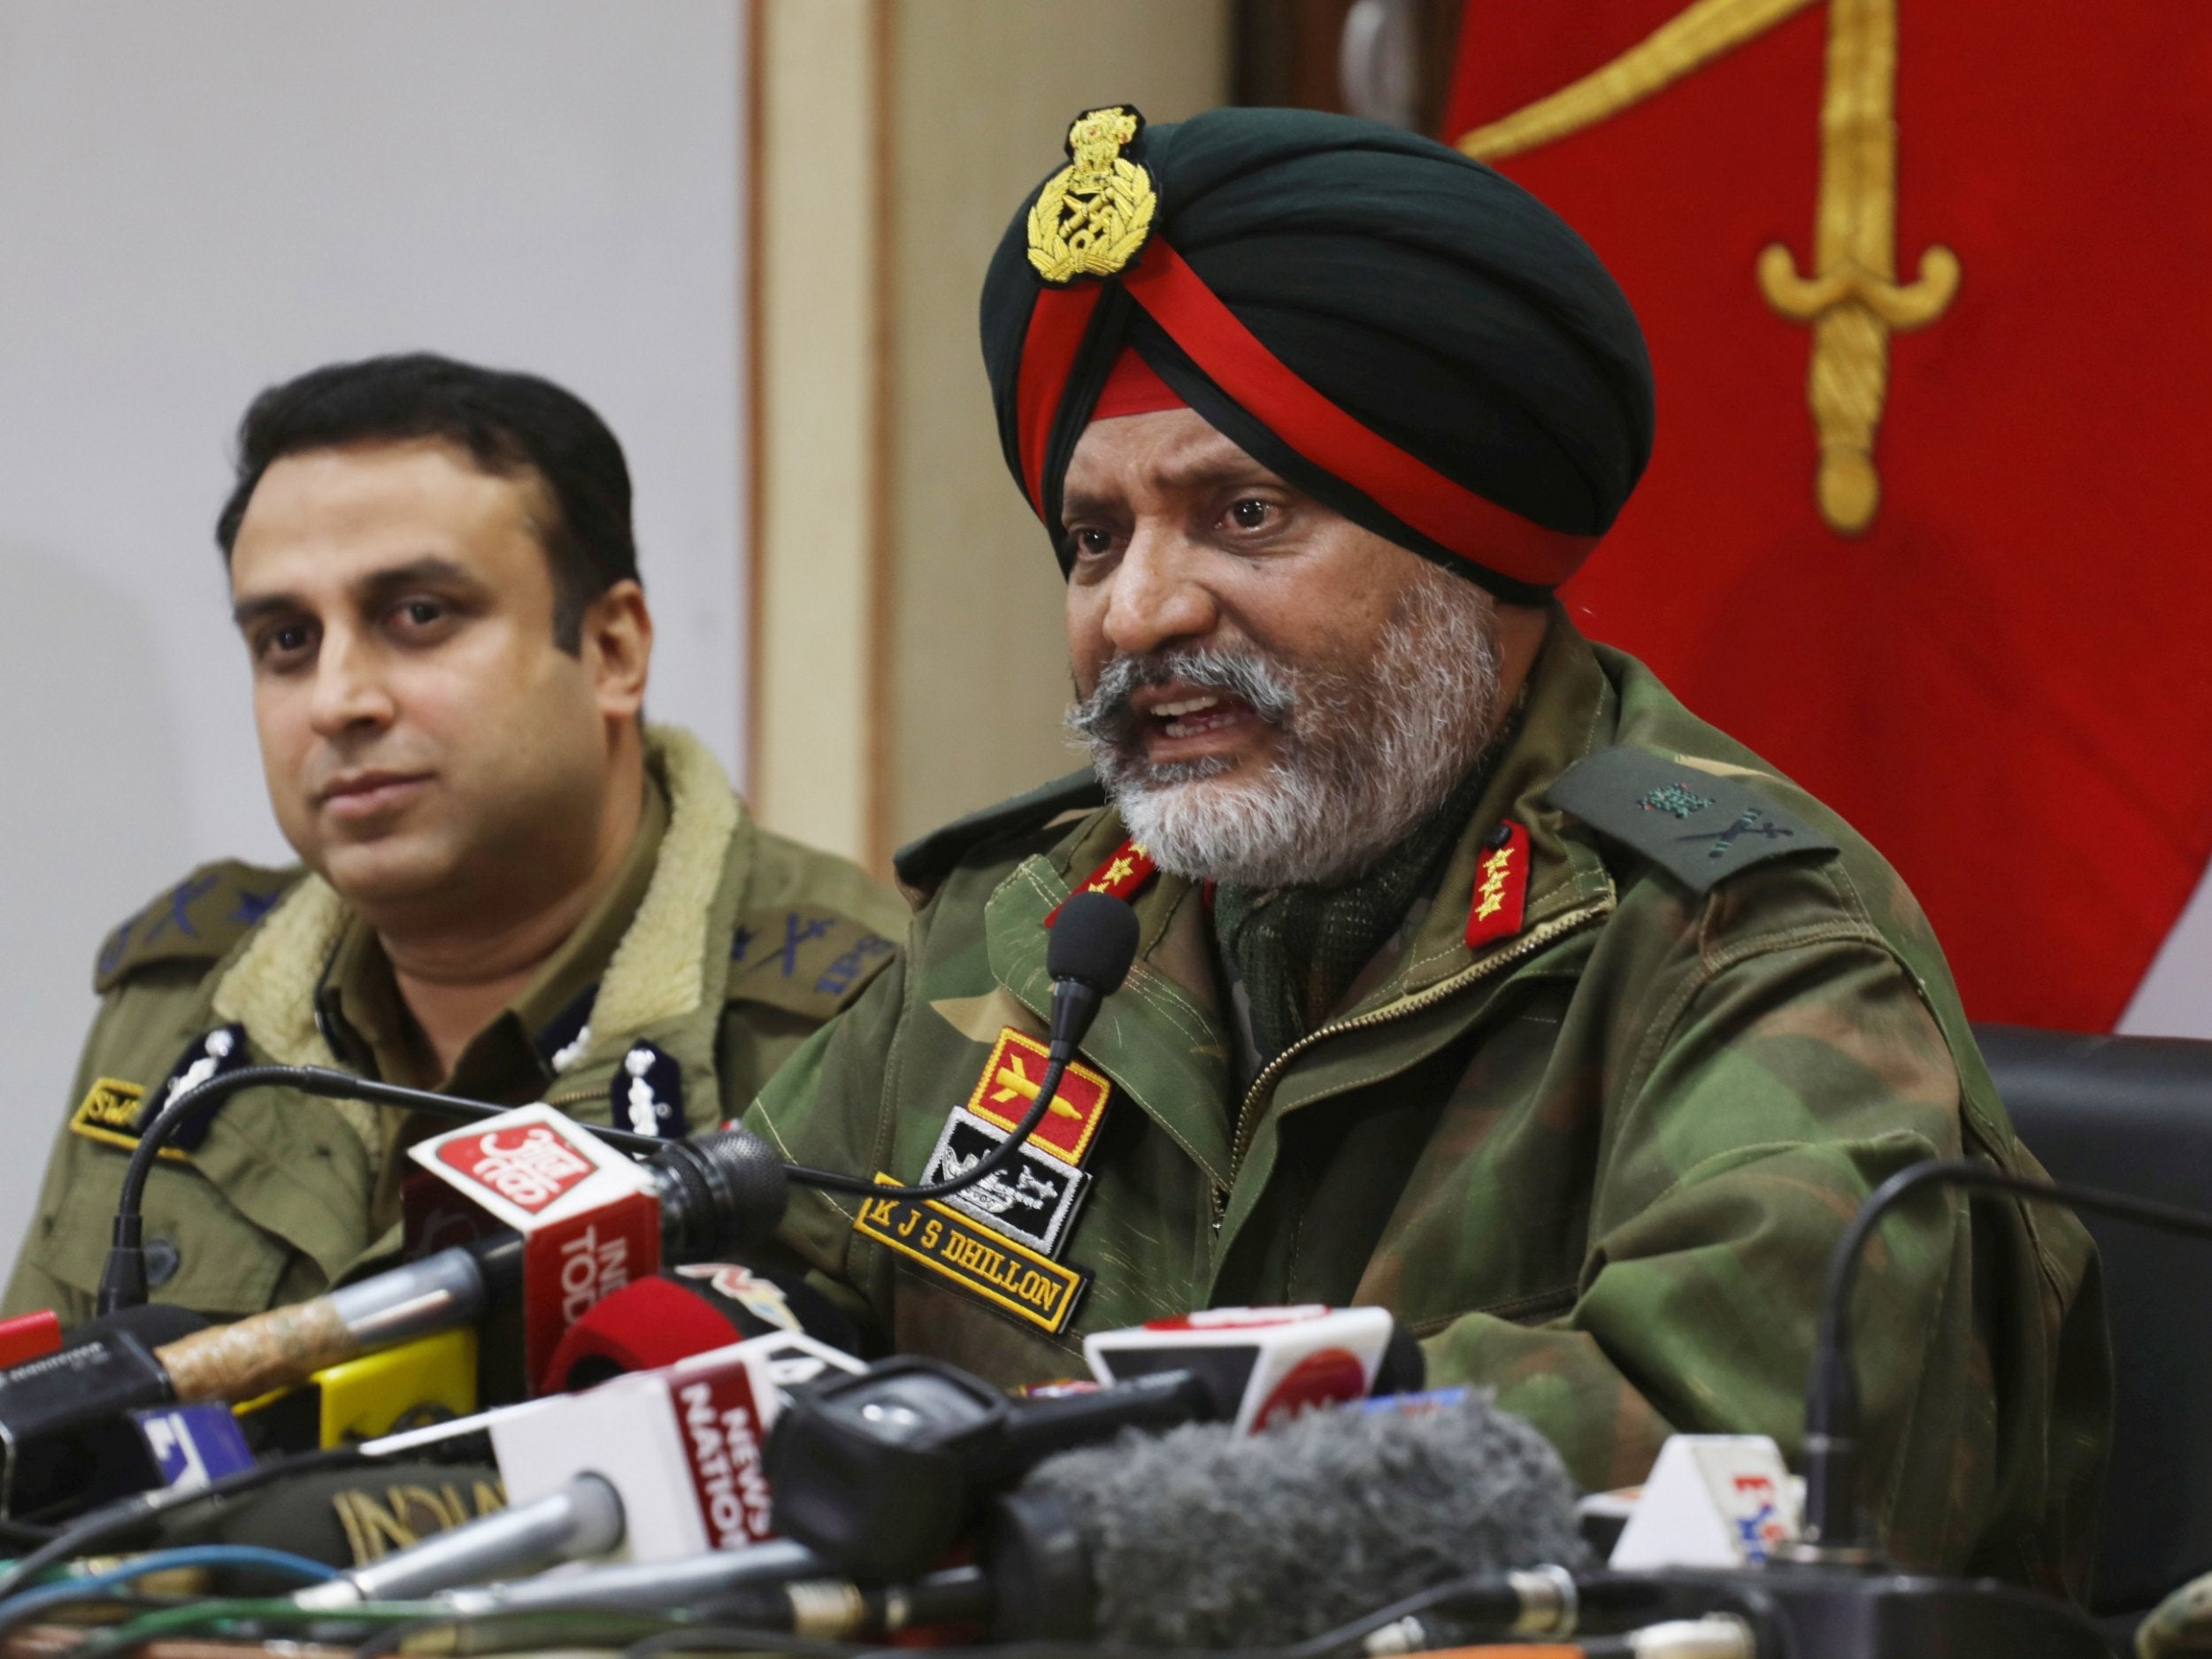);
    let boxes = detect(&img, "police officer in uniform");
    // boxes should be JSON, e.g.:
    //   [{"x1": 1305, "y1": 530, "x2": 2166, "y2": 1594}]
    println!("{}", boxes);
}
[
  {"x1": 746, "y1": 109, "x2": 2109, "y2": 1591},
  {"x1": 5, "y1": 355, "x2": 905, "y2": 1327}
]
